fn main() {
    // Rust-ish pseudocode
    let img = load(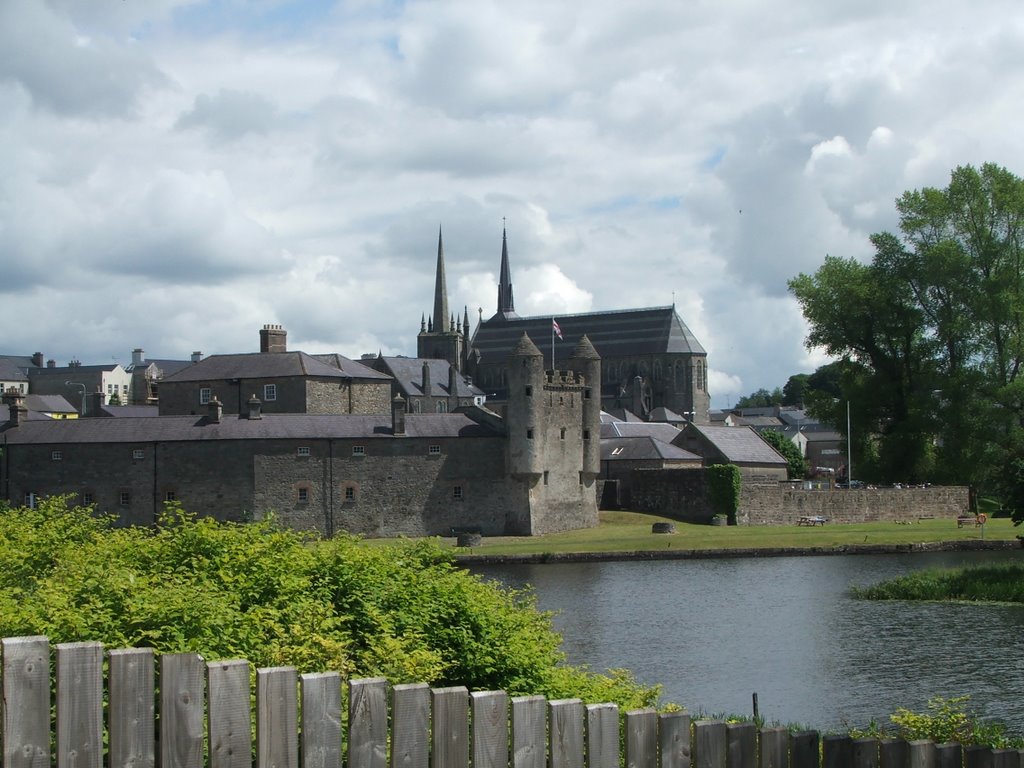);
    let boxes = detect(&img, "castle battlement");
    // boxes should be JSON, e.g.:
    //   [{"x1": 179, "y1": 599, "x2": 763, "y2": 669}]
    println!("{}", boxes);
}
[{"x1": 542, "y1": 370, "x2": 586, "y2": 390}]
